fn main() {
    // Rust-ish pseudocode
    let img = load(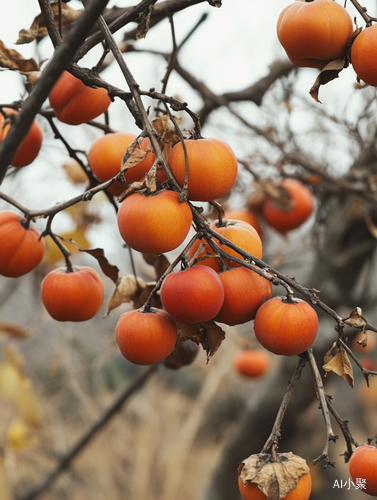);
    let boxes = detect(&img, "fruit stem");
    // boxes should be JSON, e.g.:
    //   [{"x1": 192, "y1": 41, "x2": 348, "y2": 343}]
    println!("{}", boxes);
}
[
  {"x1": 43, "y1": 214, "x2": 74, "y2": 273},
  {"x1": 209, "y1": 200, "x2": 225, "y2": 227}
]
